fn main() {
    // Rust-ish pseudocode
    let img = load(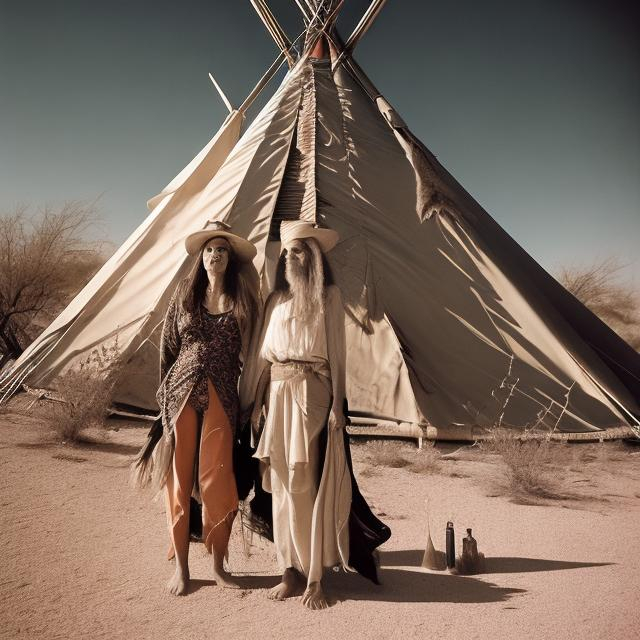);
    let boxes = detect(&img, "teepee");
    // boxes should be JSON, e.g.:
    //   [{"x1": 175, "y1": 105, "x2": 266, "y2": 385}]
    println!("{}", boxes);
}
[{"x1": 2, "y1": 1, "x2": 639, "y2": 438}]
